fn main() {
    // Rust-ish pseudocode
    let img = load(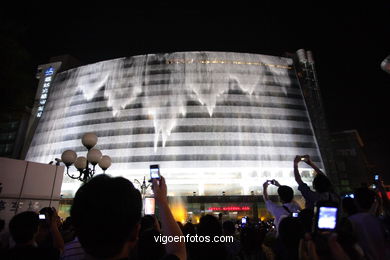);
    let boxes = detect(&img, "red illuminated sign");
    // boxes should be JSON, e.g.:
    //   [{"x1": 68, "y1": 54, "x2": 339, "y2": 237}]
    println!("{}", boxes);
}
[{"x1": 207, "y1": 206, "x2": 250, "y2": 211}]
